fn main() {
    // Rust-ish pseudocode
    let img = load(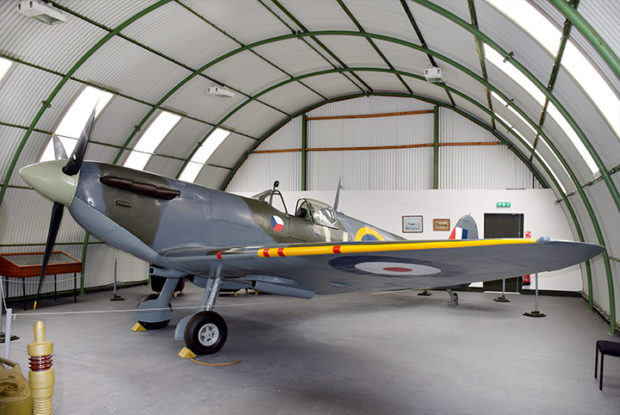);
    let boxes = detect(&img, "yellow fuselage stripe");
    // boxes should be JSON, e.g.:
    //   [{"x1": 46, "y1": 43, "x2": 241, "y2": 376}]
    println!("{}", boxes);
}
[{"x1": 256, "y1": 238, "x2": 537, "y2": 258}]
